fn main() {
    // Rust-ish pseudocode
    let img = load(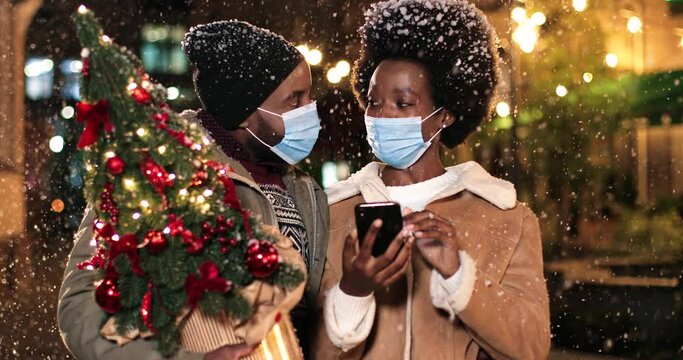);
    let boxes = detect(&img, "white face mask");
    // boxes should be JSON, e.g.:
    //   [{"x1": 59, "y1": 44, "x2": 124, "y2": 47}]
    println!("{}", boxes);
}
[
  {"x1": 246, "y1": 101, "x2": 321, "y2": 165},
  {"x1": 364, "y1": 107, "x2": 443, "y2": 169}
]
